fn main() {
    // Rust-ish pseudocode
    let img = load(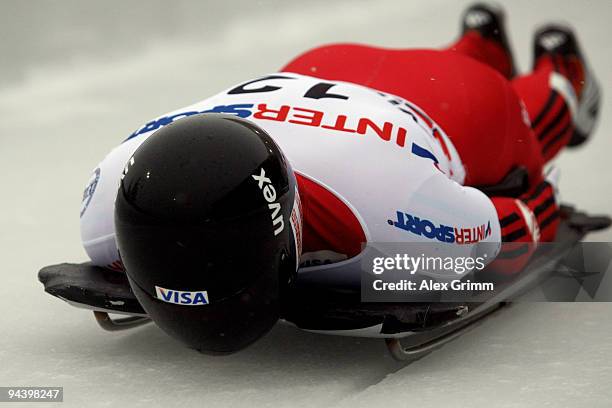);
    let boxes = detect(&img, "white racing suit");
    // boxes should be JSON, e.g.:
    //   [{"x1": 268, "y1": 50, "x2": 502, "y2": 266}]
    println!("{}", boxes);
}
[{"x1": 80, "y1": 73, "x2": 502, "y2": 276}]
